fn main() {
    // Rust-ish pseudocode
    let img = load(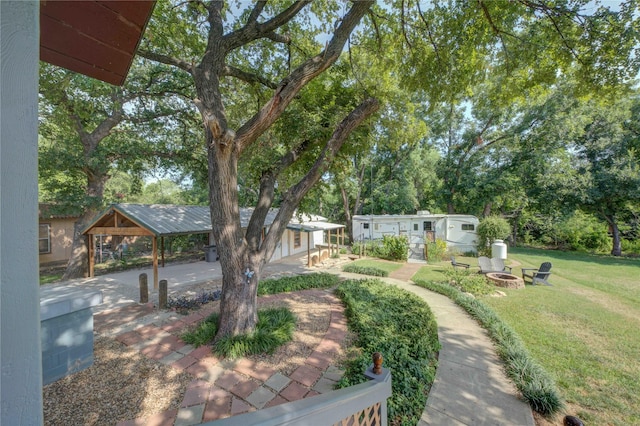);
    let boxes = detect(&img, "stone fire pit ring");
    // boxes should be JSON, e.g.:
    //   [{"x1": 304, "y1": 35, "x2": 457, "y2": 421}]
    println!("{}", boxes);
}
[{"x1": 485, "y1": 272, "x2": 525, "y2": 289}]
